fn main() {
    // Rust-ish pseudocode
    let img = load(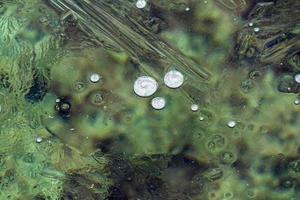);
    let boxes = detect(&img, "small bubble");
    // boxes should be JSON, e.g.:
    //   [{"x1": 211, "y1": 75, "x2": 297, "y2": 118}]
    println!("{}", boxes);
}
[
  {"x1": 151, "y1": 97, "x2": 166, "y2": 110},
  {"x1": 90, "y1": 73, "x2": 101, "y2": 83},
  {"x1": 191, "y1": 104, "x2": 199, "y2": 112},
  {"x1": 220, "y1": 151, "x2": 235, "y2": 165},
  {"x1": 294, "y1": 99, "x2": 300, "y2": 105},
  {"x1": 227, "y1": 120, "x2": 236, "y2": 128},
  {"x1": 134, "y1": 76, "x2": 158, "y2": 97},
  {"x1": 36, "y1": 137, "x2": 42, "y2": 143},
  {"x1": 60, "y1": 102, "x2": 71, "y2": 112},
  {"x1": 185, "y1": 7, "x2": 190, "y2": 11},
  {"x1": 74, "y1": 81, "x2": 86, "y2": 92},
  {"x1": 199, "y1": 116, "x2": 204, "y2": 121},
  {"x1": 253, "y1": 27, "x2": 260, "y2": 33},
  {"x1": 294, "y1": 74, "x2": 300, "y2": 83},
  {"x1": 55, "y1": 99, "x2": 72, "y2": 118},
  {"x1": 164, "y1": 70, "x2": 184, "y2": 89},
  {"x1": 248, "y1": 22, "x2": 253, "y2": 27},
  {"x1": 89, "y1": 92, "x2": 104, "y2": 106},
  {"x1": 136, "y1": 0, "x2": 147, "y2": 9}
]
